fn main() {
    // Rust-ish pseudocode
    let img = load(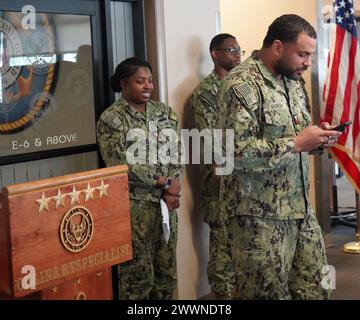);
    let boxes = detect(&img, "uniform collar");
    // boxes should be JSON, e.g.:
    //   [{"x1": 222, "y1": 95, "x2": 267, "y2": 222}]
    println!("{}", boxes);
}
[
  {"x1": 251, "y1": 51, "x2": 297, "y2": 94},
  {"x1": 210, "y1": 70, "x2": 222, "y2": 82},
  {"x1": 118, "y1": 96, "x2": 155, "y2": 120}
]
